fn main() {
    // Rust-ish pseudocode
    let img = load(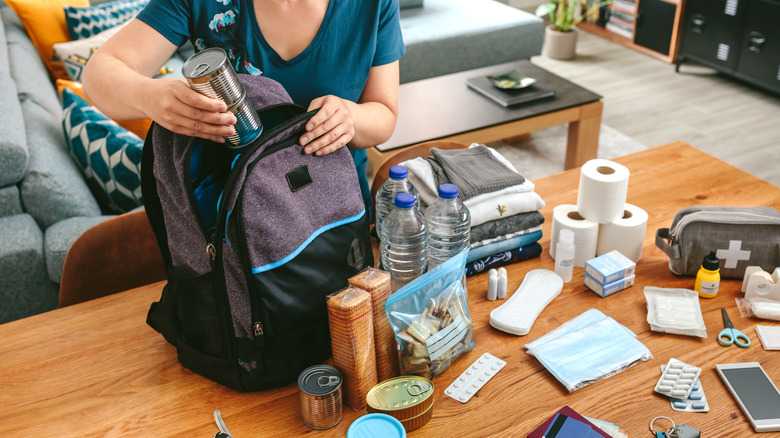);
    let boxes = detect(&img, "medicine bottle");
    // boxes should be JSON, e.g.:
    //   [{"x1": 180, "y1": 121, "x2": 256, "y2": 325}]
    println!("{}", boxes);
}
[
  {"x1": 695, "y1": 251, "x2": 720, "y2": 298},
  {"x1": 554, "y1": 229, "x2": 575, "y2": 283}
]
